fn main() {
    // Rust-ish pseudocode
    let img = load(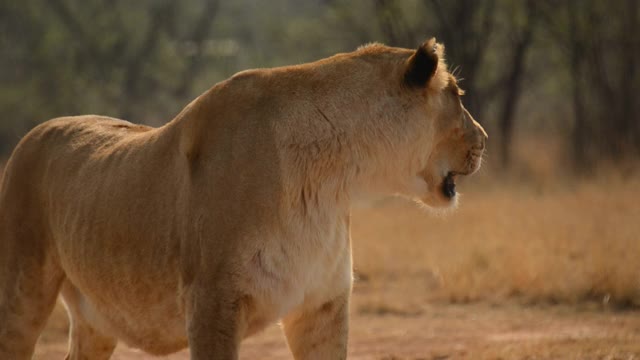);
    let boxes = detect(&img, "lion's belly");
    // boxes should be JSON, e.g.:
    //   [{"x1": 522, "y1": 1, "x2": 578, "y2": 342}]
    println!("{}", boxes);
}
[
  {"x1": 56, "y1": 229, "x2": 189, "y2": 354},
  {"x1": 64, "y1": 268, "x2": 189, "y2": 354}
]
